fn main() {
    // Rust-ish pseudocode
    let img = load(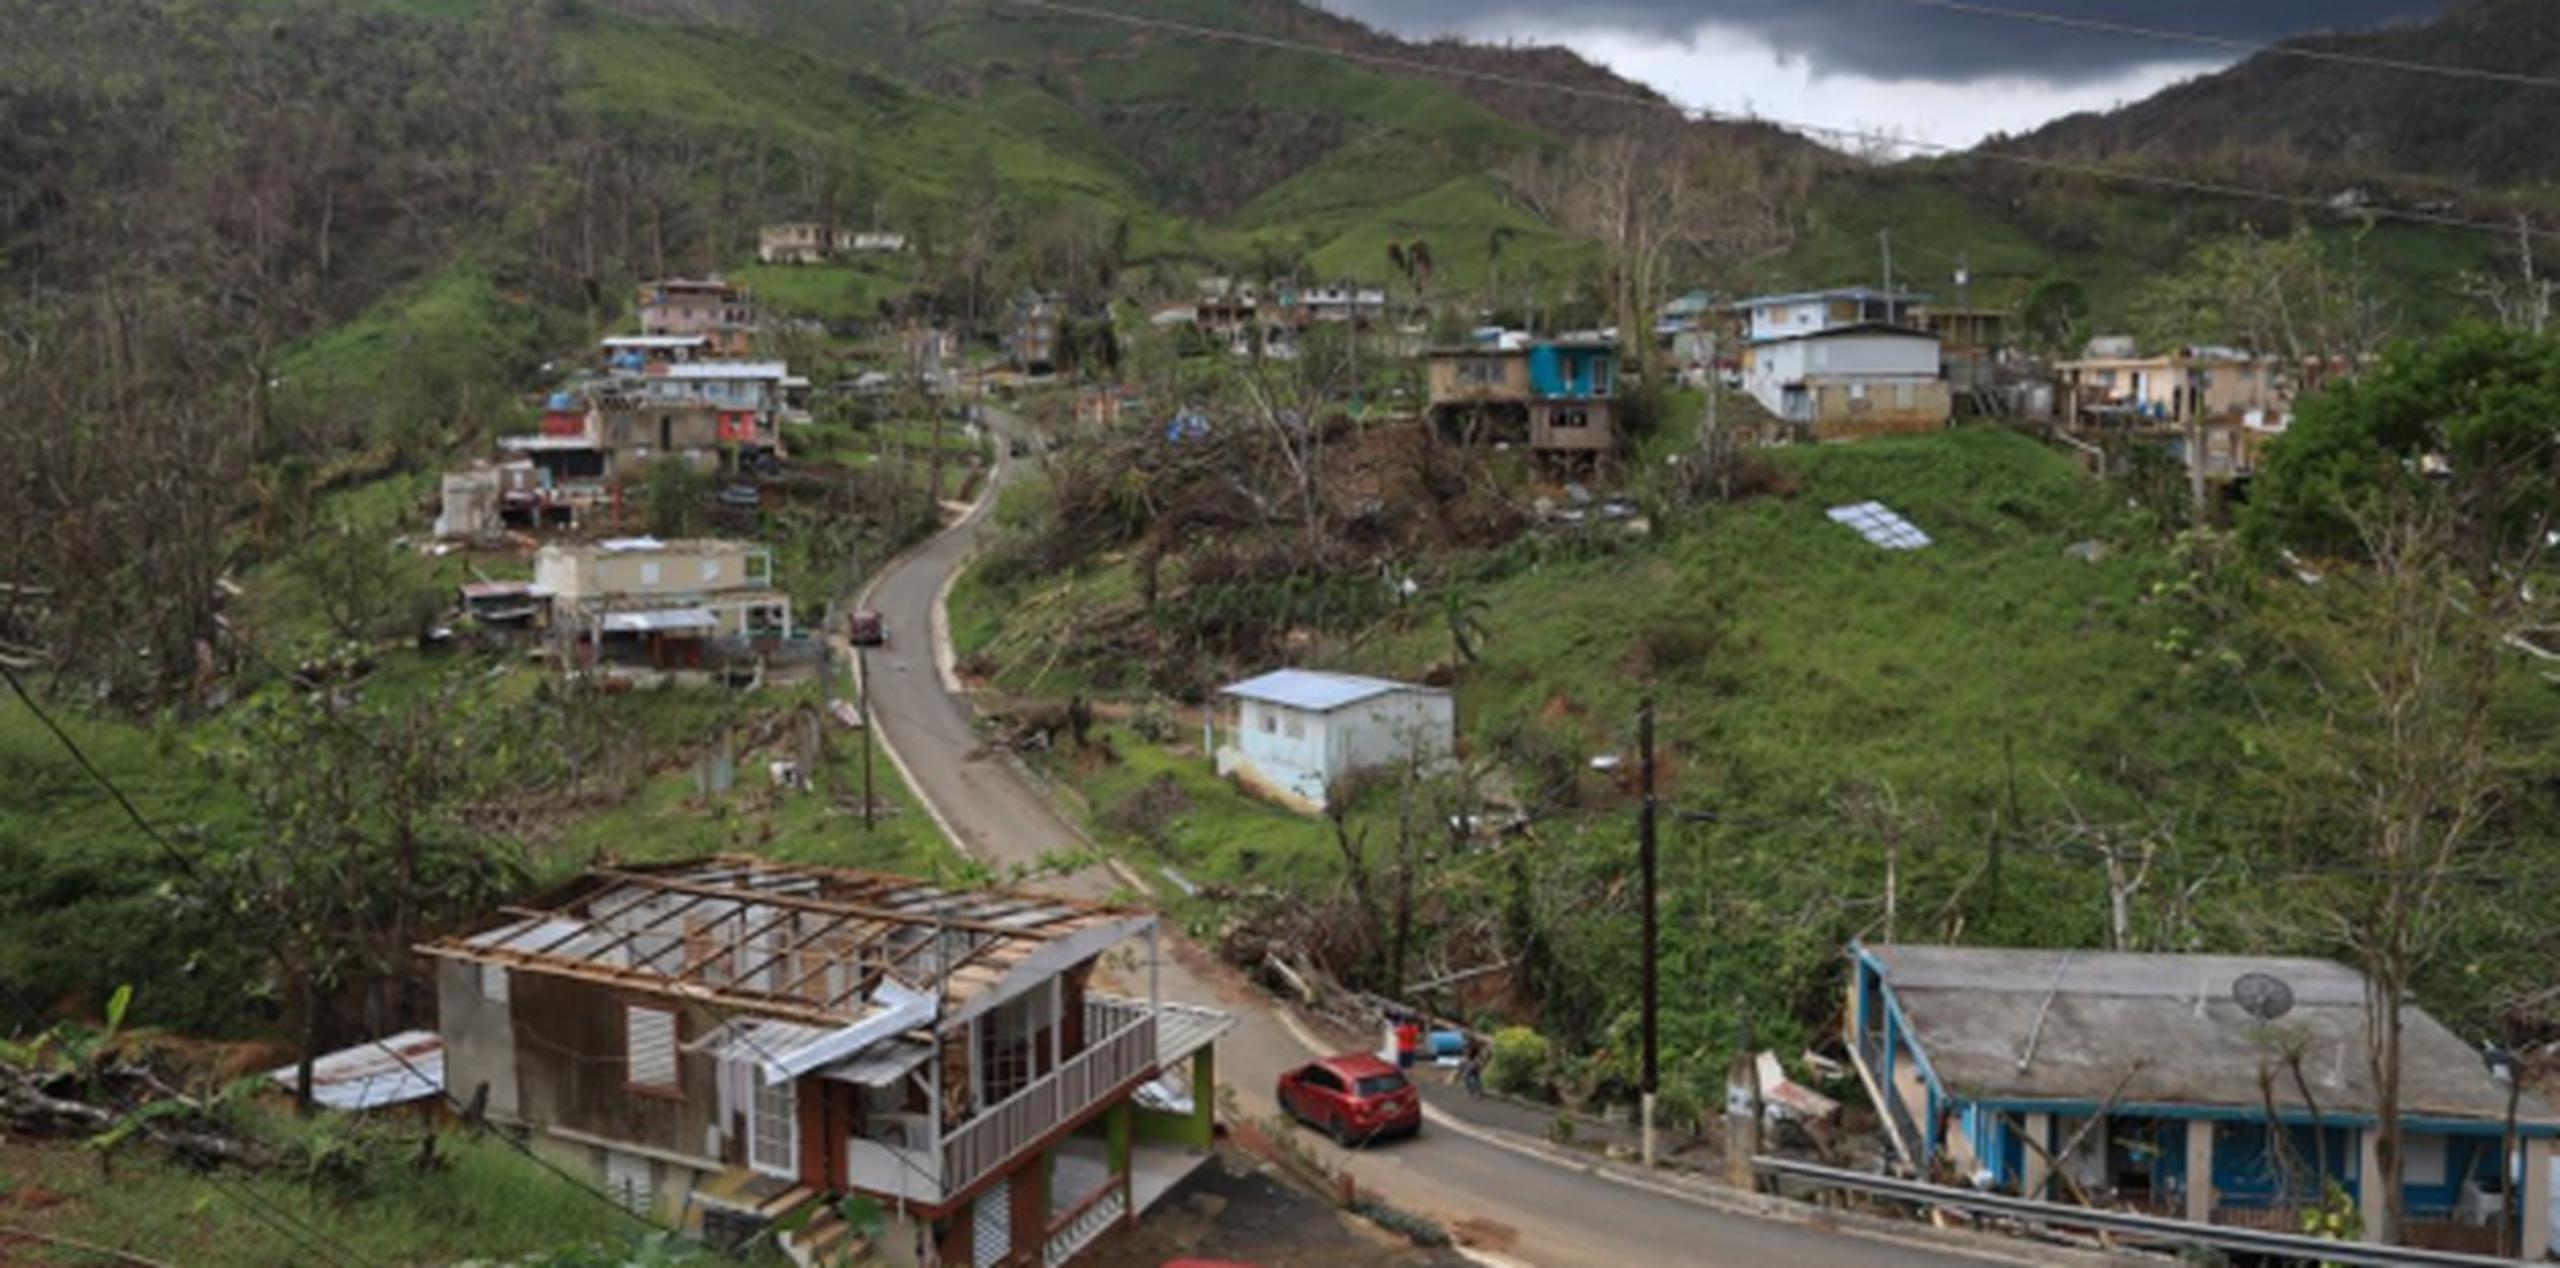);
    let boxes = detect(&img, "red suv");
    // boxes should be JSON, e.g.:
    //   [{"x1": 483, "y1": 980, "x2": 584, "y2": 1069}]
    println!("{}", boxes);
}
[{"x1": 1277, "y1": 1053, "x2": 1421, "y2": 1147}]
